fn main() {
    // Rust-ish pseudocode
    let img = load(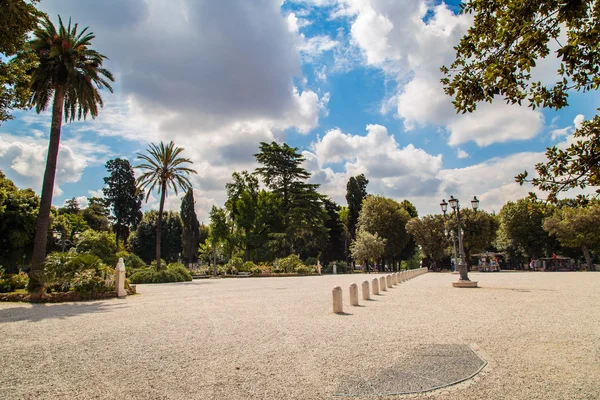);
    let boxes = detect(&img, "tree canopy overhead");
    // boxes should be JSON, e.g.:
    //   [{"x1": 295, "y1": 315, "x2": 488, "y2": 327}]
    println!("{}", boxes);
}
[
  {"x1": 0, "y1": 0, "x2": 42, "y2": 123},
  {"x1": 442, "y1": 0, "x2": 600, "y2": 201}
]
